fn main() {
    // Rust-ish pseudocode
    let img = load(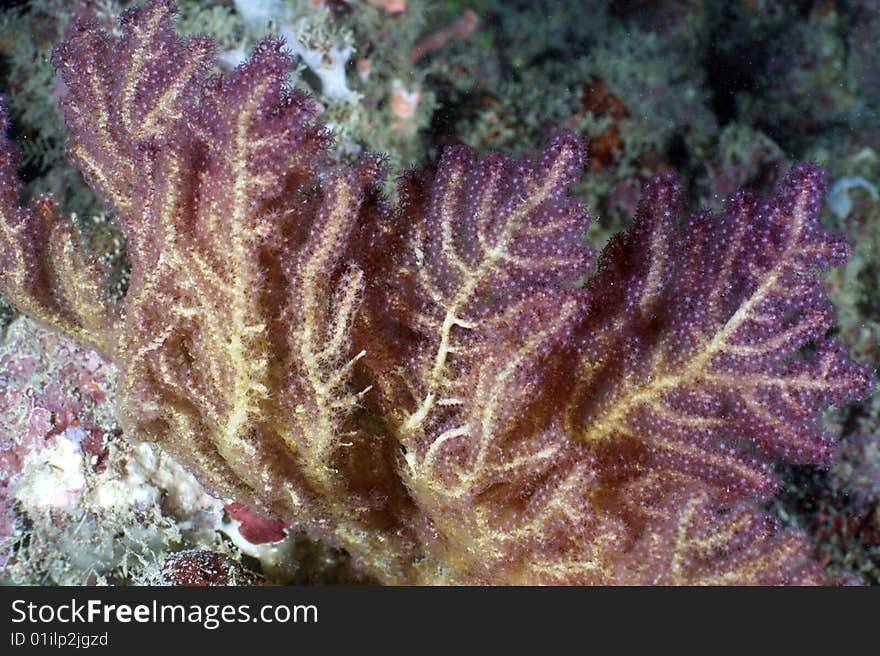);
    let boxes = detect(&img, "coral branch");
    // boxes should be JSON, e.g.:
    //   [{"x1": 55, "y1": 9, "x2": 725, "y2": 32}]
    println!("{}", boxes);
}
[
  {"x1": 52, "y1": 0, "x2": 214, "y2": 213},
  {"x1": 563, "y1": 166, "x2": 873, "y2": 499},
  {"x1": 0, "y1": 107, "x2": 118, "y2": 354}
]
